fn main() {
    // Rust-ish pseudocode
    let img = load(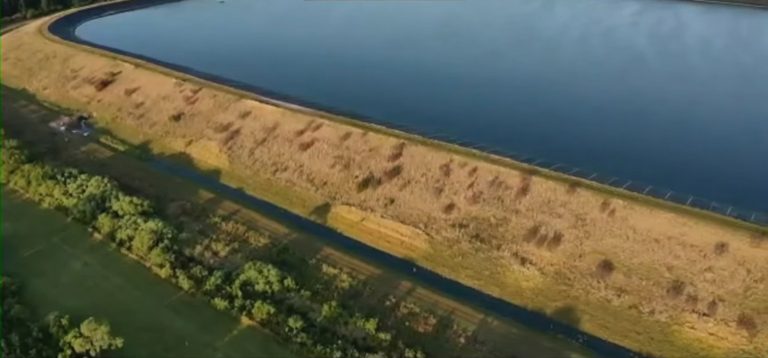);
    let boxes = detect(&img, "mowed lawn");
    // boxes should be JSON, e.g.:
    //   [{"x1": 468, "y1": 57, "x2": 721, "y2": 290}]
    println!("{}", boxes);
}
[{"x1": 2, "y1": 191, "x2": 297, "y2": 358}]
